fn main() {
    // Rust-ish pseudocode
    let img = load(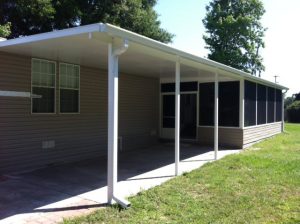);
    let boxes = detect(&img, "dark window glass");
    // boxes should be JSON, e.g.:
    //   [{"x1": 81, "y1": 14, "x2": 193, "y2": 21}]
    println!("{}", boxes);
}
[
  {"x1": 244, "y1": 81, "x2": 257, "y2": 126},
  {"x1": 219, "y1": 81, "x2": 240, "y2": 127},
  {"x1": 267, "y1": 87, "x2": 275, "y2": 123},
  {"x1": 162, "y1": 94, "x2": 175, "y2": 128},
  {"x1": 32, "y1": 87, "x2": 55, "y2": 113},
  {"x1": 276, "y1": 89, "x2": 282, "y2": 122},
  {"x1": 257, "y1": 84, "x2": 267, "y2": 124},
  {"x1": 199, "y1": 82, "x2": 214, "y2": 126},
  {"x1": 180, "y1": 82, "x2": 198, "y2": 91},
  {"x1": 60, "y1": 89, "x2": 79, "y2": 113},
  {"x1": 161, "y1": 82, "x2": 197, "y2": 93},
  {"x1": 161, "y1": 83, "x2": 175, "y2": 93}
]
